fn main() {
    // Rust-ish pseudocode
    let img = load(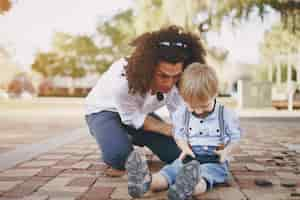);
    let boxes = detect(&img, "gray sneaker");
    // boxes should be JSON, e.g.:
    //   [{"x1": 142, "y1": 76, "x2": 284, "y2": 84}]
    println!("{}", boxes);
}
[
  {"x1": 168, "y1": 160, "x2": 200, "y2": 200},
  {"x1": 125, "y1": 150, "x2": 151, "y2": 198}
]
